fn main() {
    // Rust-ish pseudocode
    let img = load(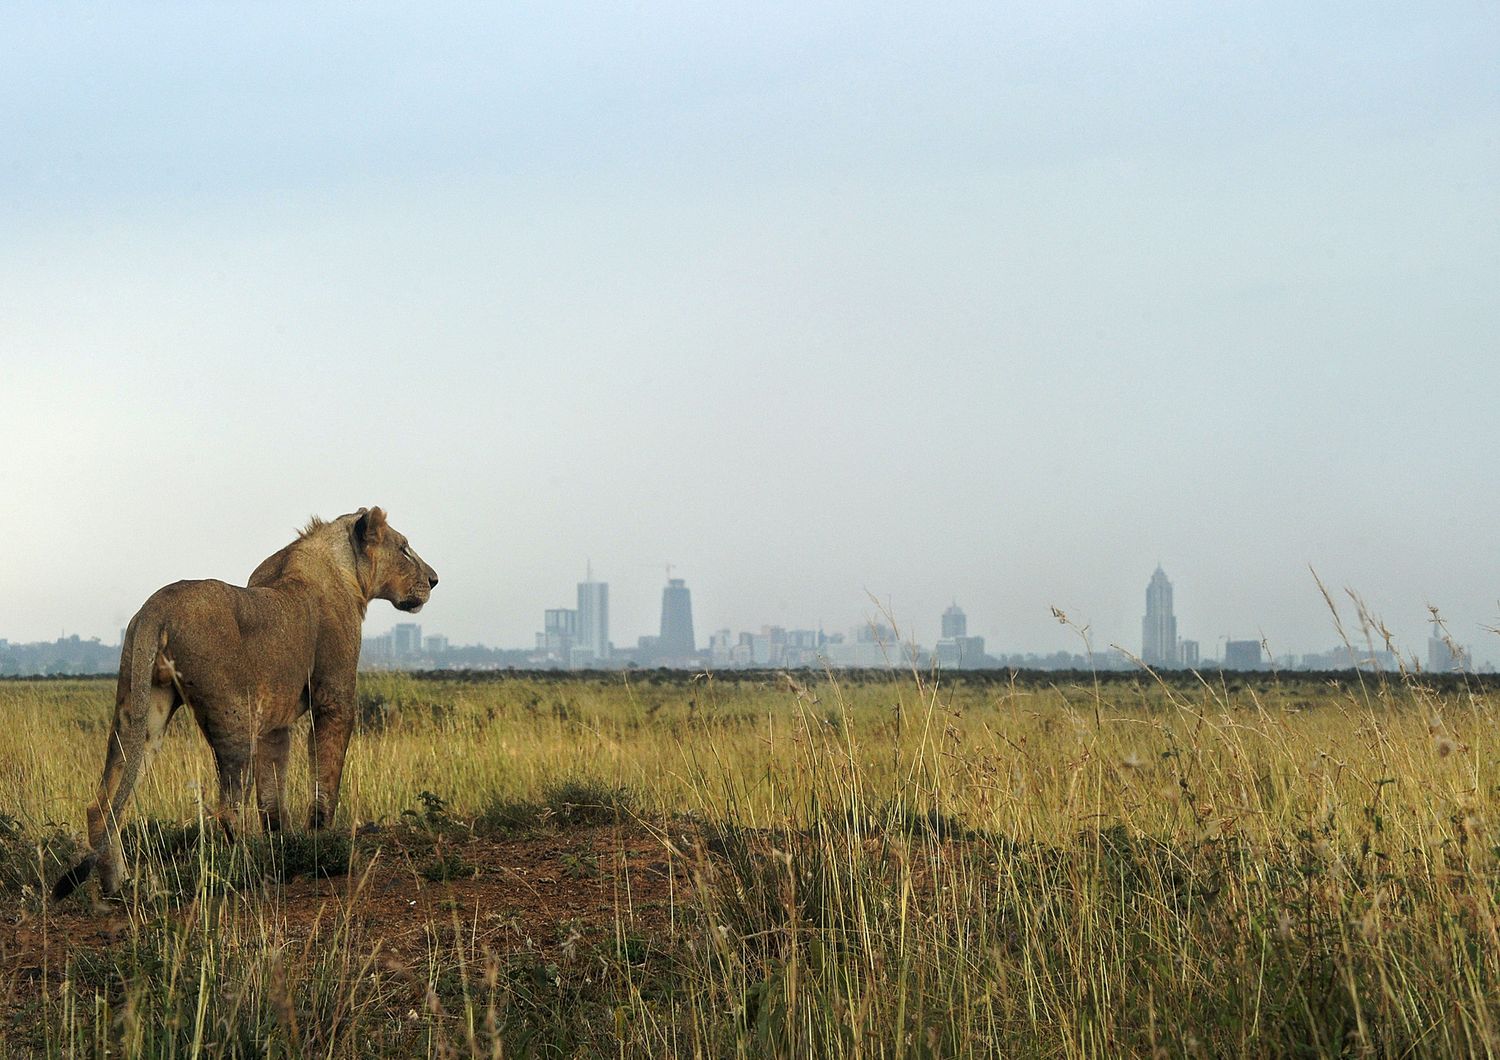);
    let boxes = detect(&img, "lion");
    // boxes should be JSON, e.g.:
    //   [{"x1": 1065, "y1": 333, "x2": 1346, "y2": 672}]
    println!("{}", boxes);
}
[{"x1": 52, "y1": 507, "x2": 438, "y2": 900}]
